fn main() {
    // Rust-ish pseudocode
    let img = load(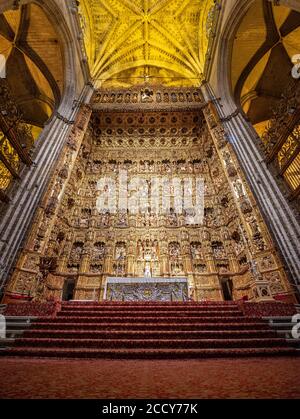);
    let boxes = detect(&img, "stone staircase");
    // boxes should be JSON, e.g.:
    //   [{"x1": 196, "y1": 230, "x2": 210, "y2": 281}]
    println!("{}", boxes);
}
[
  {"x1": 0, "y1": 312, "x2": 38, "y2": 352},
  {"x1": 1, "y1": 301, "x2": 299, "y2": 359},
  {"x1": 263, "y1": 305, "x2": 300, "y2": 348}
]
